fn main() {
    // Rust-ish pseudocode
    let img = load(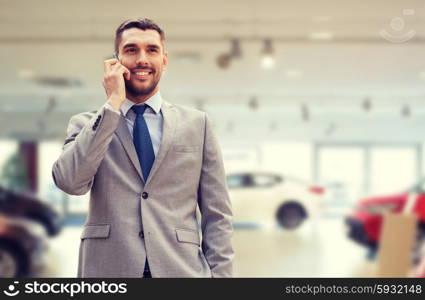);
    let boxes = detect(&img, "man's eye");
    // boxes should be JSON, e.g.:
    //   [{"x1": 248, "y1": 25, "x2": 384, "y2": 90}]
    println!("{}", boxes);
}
[
  {"x1": 148, "y1": 49, "x2": 158, "y2": 53},
  {"x1": 126, "y1": 48, "x2": 136, "y2": 53}
]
